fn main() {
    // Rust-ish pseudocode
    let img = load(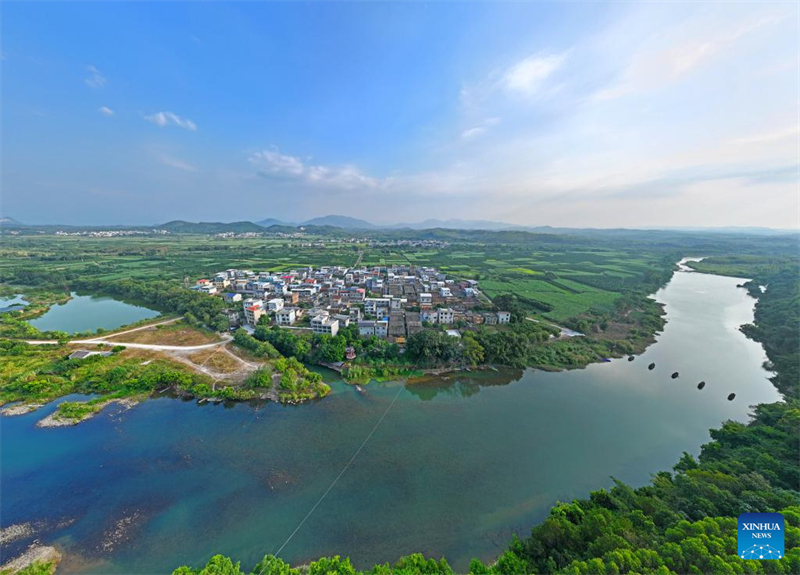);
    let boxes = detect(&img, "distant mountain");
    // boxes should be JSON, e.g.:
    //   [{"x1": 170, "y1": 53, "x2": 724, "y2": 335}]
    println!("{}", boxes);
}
[
  {"x1": 158, "y1": 220, "x2": 264, "y2": 234},
  {"x1": 390, "y1": 218, "x2": 525, "y2": 231},
  {"x1": 256, "y1": 218, "x2": 294, "y2": 227},
  {"x1": 300, "y1": 215, "x2": 377, "y2": 229},
  {"x1": 0, "y1": 216, "x2": 23, "y2": 226}
]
